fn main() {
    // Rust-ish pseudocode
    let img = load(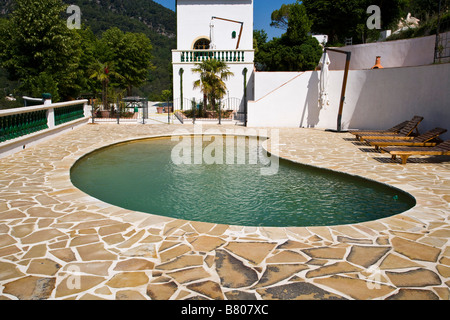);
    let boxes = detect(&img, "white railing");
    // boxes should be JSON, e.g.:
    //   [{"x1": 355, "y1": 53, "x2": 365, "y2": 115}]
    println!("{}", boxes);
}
[
  {"x1": 172, "y1": 49, "x2": 254, "y2": 64},
  {"x1": 0, "y1": 100, "x2": 89, "y2": 157}
]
